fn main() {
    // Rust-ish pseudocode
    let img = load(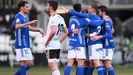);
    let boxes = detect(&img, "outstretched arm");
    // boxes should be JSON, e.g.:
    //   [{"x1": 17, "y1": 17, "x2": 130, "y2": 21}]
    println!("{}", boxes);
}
[
  {"x1": 61, "y1": 7, "x2": 90, "y2": 18},
  {"x1": 85, "y1": 18, "x2": 104, "y2": 27},
  {"x1": 68, "y1": 10, "x2": 90, "y2": 18}
]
